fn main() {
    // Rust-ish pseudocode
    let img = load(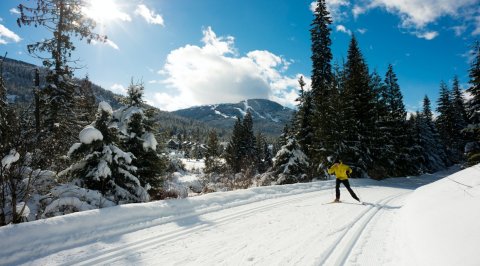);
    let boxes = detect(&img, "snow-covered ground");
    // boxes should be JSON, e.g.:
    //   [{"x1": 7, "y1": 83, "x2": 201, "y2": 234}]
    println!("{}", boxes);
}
[{"x1": 1, "y1": 165, "x2": 479, "y2": 266}]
